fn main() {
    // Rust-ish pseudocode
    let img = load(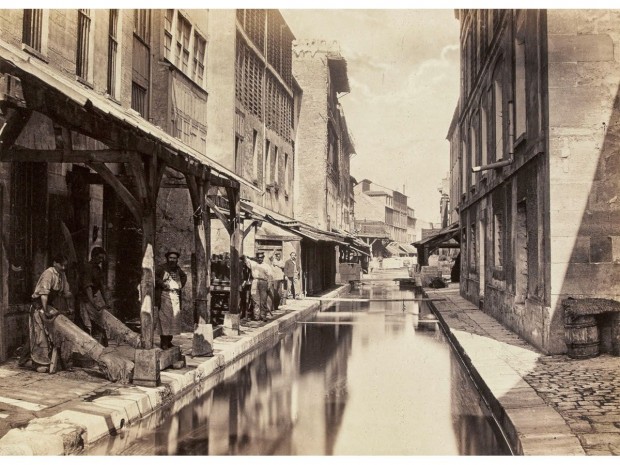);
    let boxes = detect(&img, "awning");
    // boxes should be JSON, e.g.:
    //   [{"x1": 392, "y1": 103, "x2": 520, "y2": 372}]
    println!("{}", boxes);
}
[
  {"x1": 255, "y1": 221, "x2": 301, "y2": 242},
  {"x1": 349, "y1": 246, "x2": 371, "y2": 257},
  {"x1": 0, "y1": 39, "x2": 257, "y2": 191},
  {"x1": 241, "y1": 200, "x2": 348, "y2": 246},
  {"x1": 413, "y1": 222, "x2": 460, "y2": 248},
  {"x1": 386, "y1": 242, "x2": 403, "y2": 256},
  {"x1": 331, "y1": 227, "x2": 371, "y2": 252},
  {"x1": 399, "y1": 243, "x2": 418, "y2": 255}
]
